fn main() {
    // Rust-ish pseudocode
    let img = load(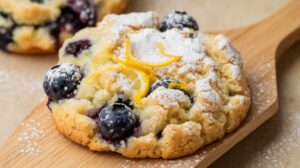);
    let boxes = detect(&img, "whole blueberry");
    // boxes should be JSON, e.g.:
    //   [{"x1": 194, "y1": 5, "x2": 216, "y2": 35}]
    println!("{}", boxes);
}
[
  {"x1": 65, "y1": 39, "x2": 92, "y2": 57},
  {"x1": 99, "y1": 103, "x2": 138, "y2": 142},
  {"x1": 160, "y1": 11, "x2": 199, "y2": 32},
  {"x1": 0, "y1": 13, "x2": 15, "y2": 49},
  {"x1": 43, "y1": 63, "x2": 83, "y2": 101},
  {"x1": 149, "y1": 77, "x2": 180, "y2": 93},
  {"x1": 30, "y1": 0, "x2": 44, "y2": 3}
]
